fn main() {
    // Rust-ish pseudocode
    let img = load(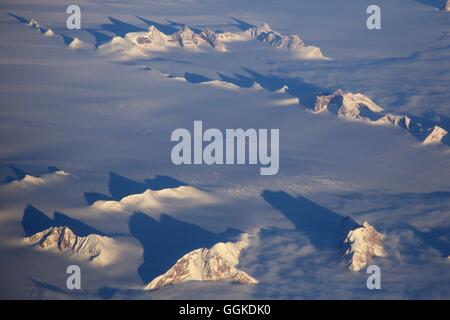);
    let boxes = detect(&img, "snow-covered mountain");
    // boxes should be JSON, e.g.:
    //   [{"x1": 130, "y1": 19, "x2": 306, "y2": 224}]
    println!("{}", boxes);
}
[
  {"x1": 313, "y1": 89, "x2": 383, "y2": 120},
  {"x1": 6, "y1": 170, "x2": 69, "y2": 188},
  {"x1": 313, "y1": 90, "x2": 449, "y2": 146},
  {"x1": 423, "y1": 126, "x2": 448, "y2": 144},
  {"x1": 171, "y1": 26, "x2": 202, "y2": 48},
  {"x1": 99, "y1": 21, "x2": 326, "y2": 59},
  {"x1": 104, "y1": 25, "x2": 226, "y2": 55},
  {"x1": 69, "y1": 37, "x2": 87, "y2": 49},
  {"x1": 137, "y1": 25, "x2": 171, "y2": 46},
  {"x1": 145, "y1": 233, "x2": 257, "y2": 290},
  {"x1": 92, "y1": 185, "x2": 216, "y2": 213},
  {"x1": 375, "y1": 114, "x2": 448, "y2": 145},
  {"x1": 245, "y1": 23, "x2": 325, "y2": 58},
  {"x1": 43, "y1": 28, "x2": 54, "y2": 37},
  {"x1": 200, "y1": 28, "x2": 227, "y2": 51},
  {"x1": 247, "y1": 22, "x2": 302, "y2": 50},
  {"x1": 27, "y1": 18, "x2": 40, "y2": 29},
  {"x1": 24, "y1": 226, "x2": 118, "y2": 265},
  {"x1": 342, "y1": 220, "x2": 384, "y2": 272},
  {"x1": 375, "y1": 114, "x2": 413, "y2": 130}
]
